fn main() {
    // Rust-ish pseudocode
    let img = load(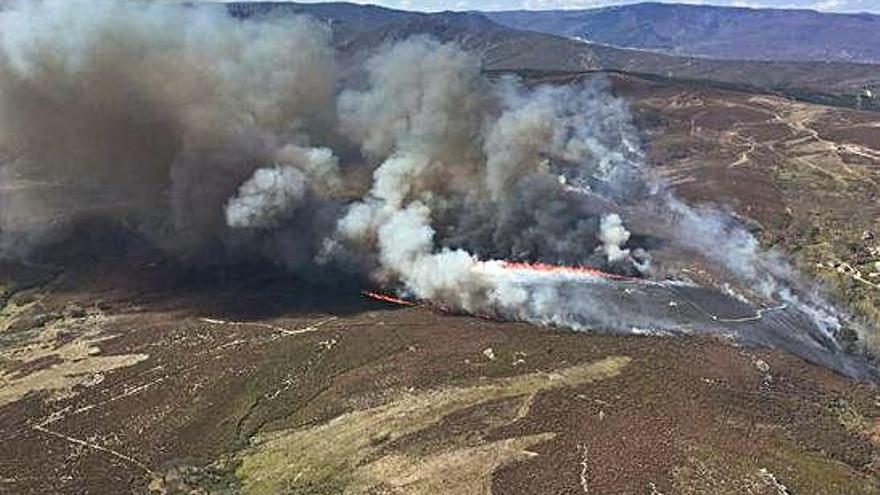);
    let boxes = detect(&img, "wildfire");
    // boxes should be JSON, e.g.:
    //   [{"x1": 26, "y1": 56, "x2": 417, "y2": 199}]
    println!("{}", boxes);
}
[
  {"x1": 363, "y1": 289, "x2": 504, "y2": 322},
  {"x1": 498, "y1": 261, "x2": 630, "y2": 281},
  {"x1": 362, "y1": 290, "x2": 416, "y2": 306},
  {"x1": 362, "y1": 260, "x2": 638, "y2": 309}
]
